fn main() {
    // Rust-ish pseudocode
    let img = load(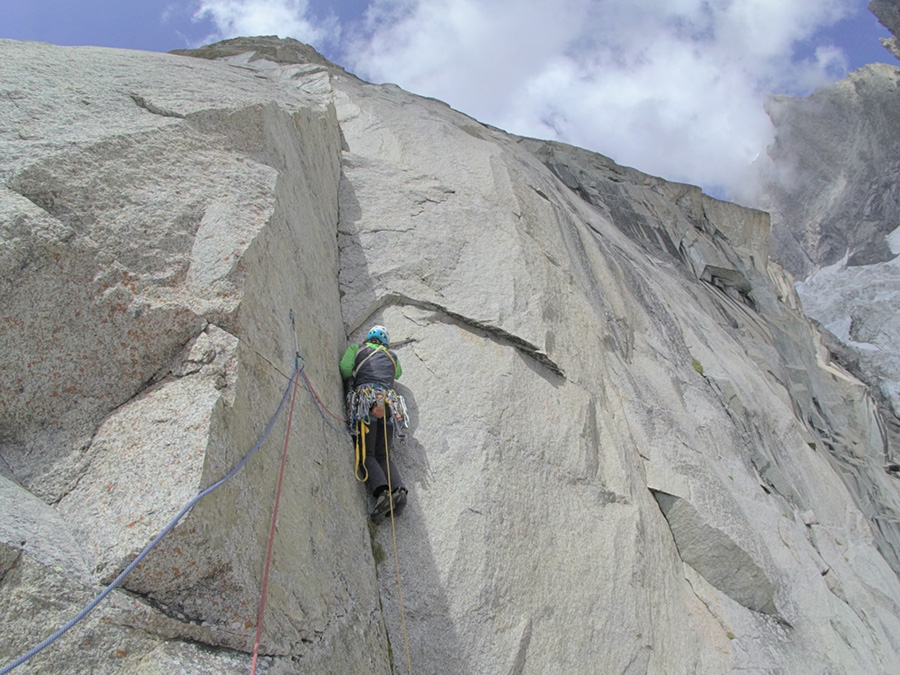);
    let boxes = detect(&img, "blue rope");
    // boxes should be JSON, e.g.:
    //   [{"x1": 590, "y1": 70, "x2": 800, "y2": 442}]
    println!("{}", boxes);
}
[
  {"x1": 300, "y1": 371, "x2": 350, "y2": 434},
  {"x1": 0, "y1": 362, "x2": 303, "y2": 675},
  {"x1": 291, "y1": 349, "x2": 349, "y2": 435}
]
